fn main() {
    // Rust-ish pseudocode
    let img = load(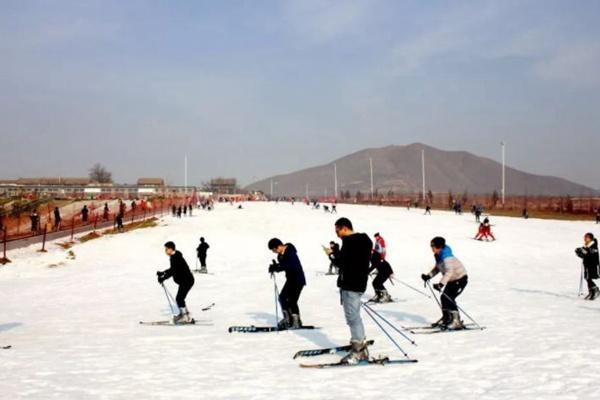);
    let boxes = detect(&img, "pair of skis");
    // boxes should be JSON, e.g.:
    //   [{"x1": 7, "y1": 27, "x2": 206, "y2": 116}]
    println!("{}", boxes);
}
[
  {"x1": 228, "y1": 325, "x2": 318, "y2": 333},
  {"x1": 404, "y1": 323, "x2": 486, "y2": 335},
  {"x1": 294, "y1": 340, "x2": 418, "y2": 368},
  {"x1": 139, "y1": 302, "x2": 215, "y2": 326}
]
